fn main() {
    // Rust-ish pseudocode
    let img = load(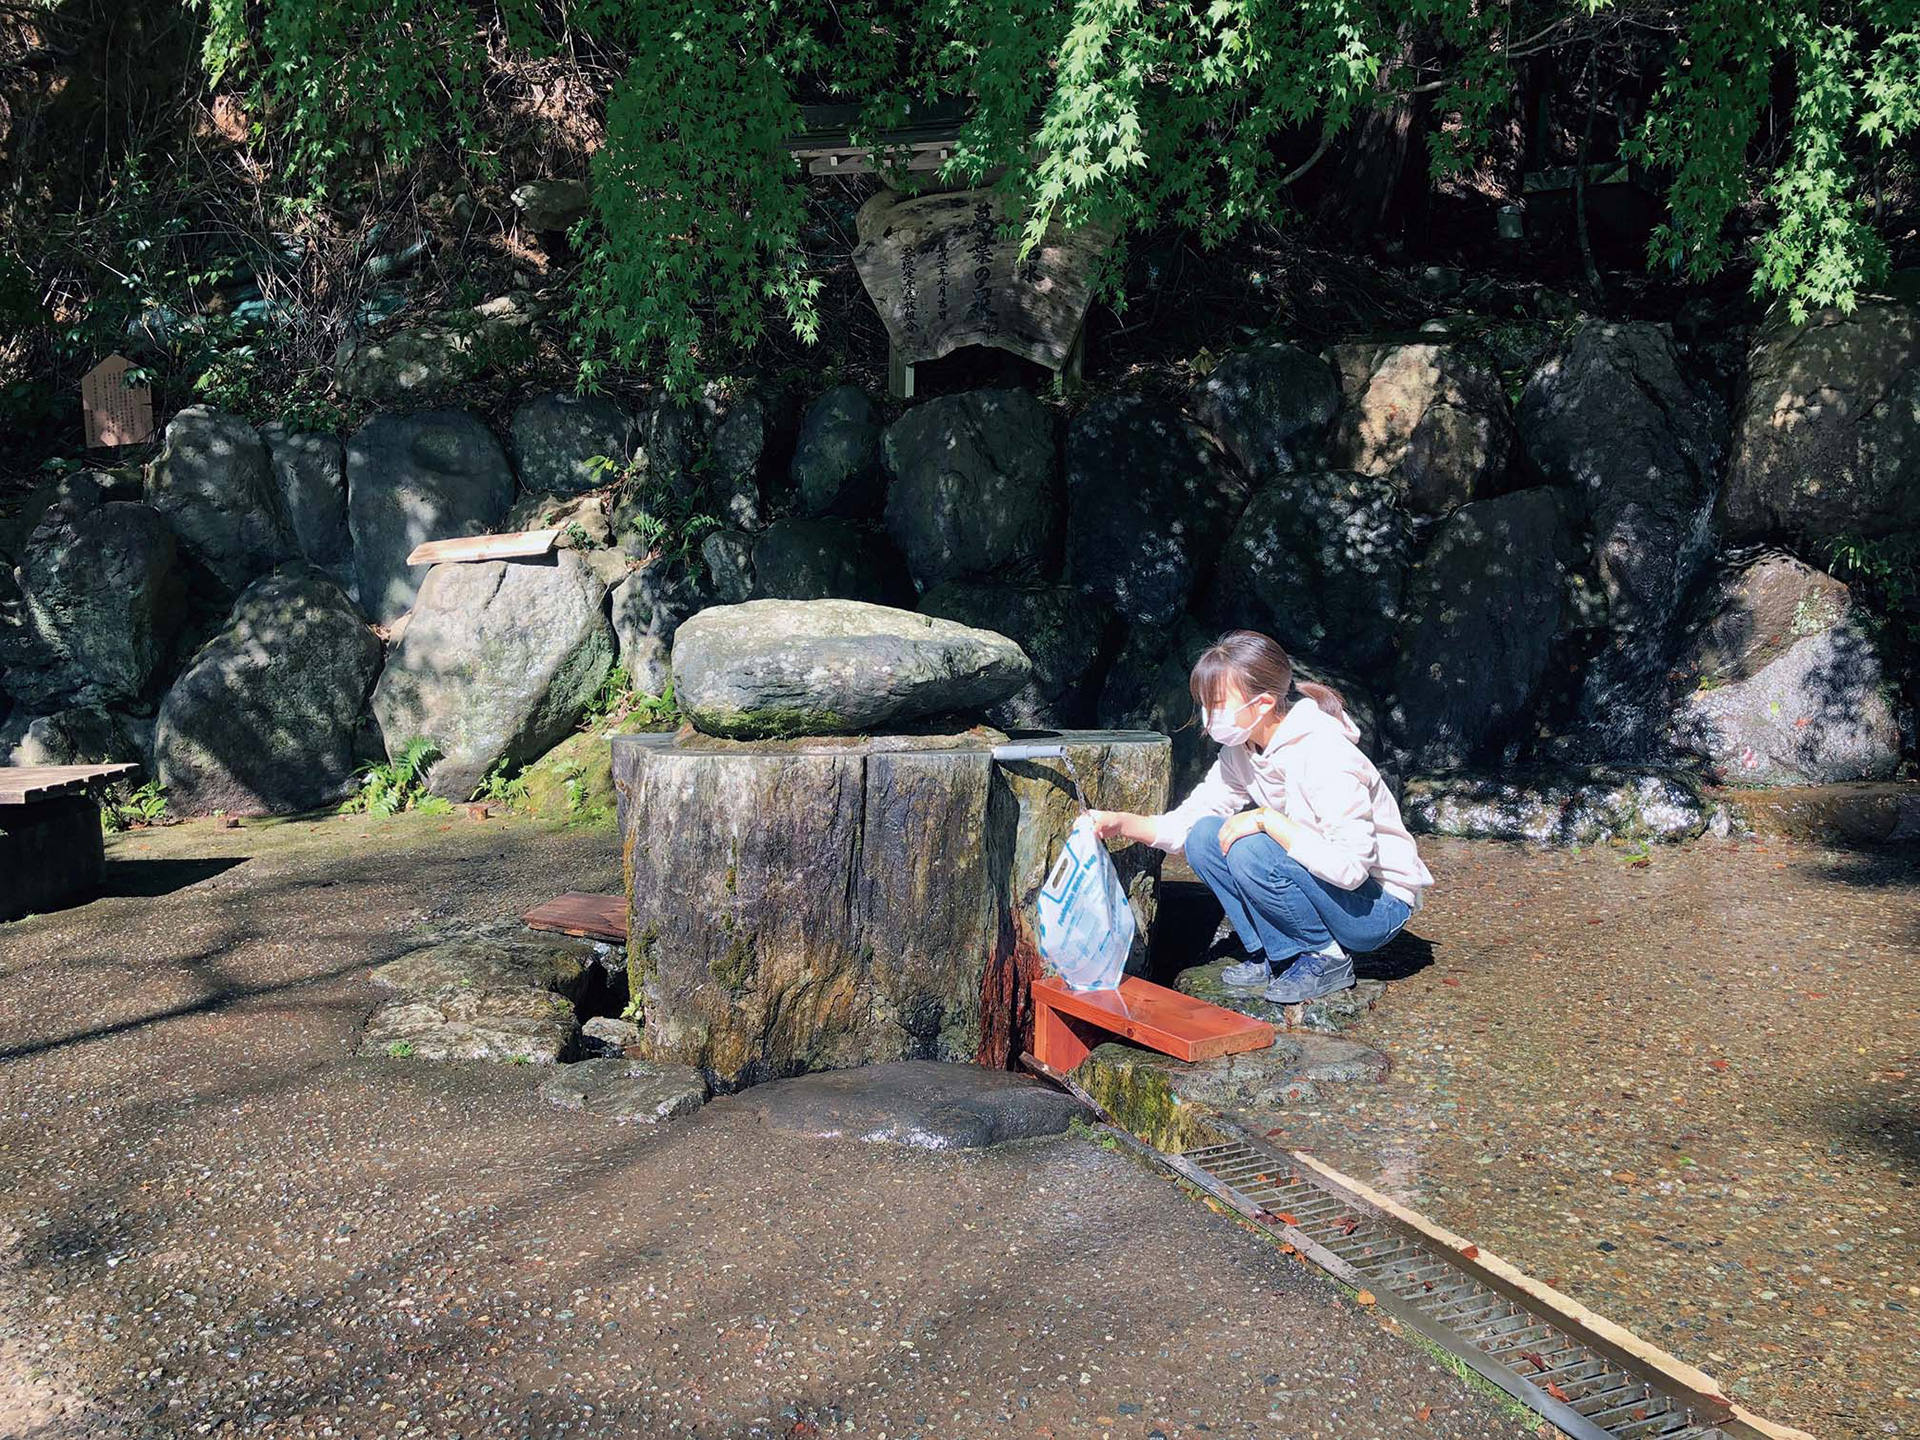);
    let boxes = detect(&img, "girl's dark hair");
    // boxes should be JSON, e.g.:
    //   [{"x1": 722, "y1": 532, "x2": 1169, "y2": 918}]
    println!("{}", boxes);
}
[{"x1": 1188, "y1": 630, "x2": 1346, "y2": 723}]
